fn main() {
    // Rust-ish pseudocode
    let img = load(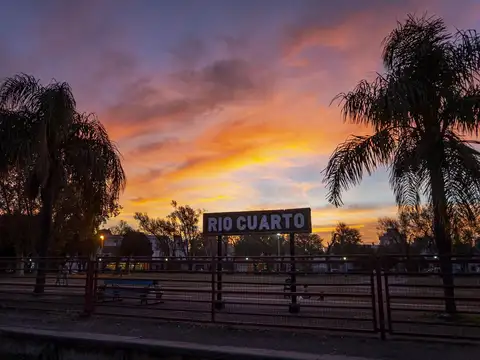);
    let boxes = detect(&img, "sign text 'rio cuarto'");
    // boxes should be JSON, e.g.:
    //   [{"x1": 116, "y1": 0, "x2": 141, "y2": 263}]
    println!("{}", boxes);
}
[{"x1": 203, "y1": 208, "x2": 312, "y2": 235}]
